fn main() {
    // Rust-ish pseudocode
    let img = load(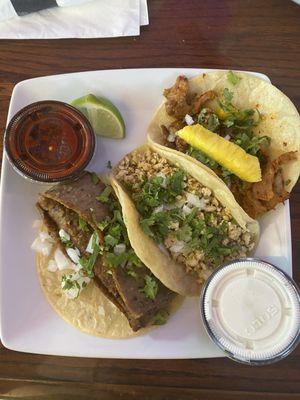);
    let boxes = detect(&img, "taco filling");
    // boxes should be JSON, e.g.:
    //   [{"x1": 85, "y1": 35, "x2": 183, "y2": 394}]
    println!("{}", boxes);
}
[
  {"x1": 159, "y1": 75, "x2": 297, "y2": 218},
  {"x1": 35, "y1": 172, "x2": 176, "y2": 332},
  {"x1": 115, "y1": 148, "x2": 256, "y2": 285}
]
